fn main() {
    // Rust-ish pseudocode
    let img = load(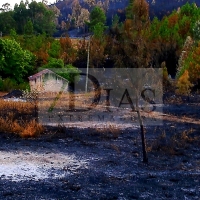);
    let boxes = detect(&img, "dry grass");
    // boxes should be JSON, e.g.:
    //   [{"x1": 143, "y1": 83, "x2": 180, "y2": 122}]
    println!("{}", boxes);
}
[
  {"x1": 71, "y1": 38, "x2": 89, "y2": 50},
  {"x1": 20, "y1": 120, "x2": 44, "y2": 138},
  {"x1": 0, "y1": 100, "x2": 44, "y2": 137},
  {"x1": 0, "y1": 116, "x2": 44, "y2": 138},
  {"x1": 148, "y1": 129, "x2": 198, "y2": 155},
  {"x1": 0, "y1": 92, "x2": 7, "y2": 97},
  {"x1": 37, "y1": 91, "x2": 112, "y2": 119},
  {"x1": 94, "y1": 124, "x2": 121, "y2": 139},
  {"x1": 0, "y1": 99, "x2": 34, "y2": 114},
  {"x1": 109, "y1": 144, "x2": 121, "y2": 153}
]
